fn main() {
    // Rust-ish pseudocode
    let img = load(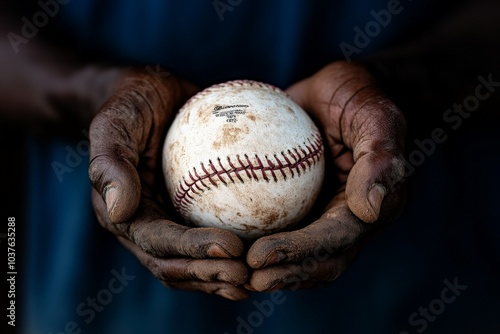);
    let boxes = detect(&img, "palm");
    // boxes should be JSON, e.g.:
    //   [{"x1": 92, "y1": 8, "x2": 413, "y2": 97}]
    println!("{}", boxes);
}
[
  {"x1": 89, "y1": 70, "x2": 250, "y2": 300},
  {"x1": 245, "y1": 61, "x2": 407, "y2": 292}
]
